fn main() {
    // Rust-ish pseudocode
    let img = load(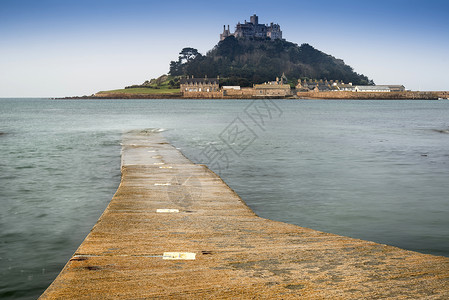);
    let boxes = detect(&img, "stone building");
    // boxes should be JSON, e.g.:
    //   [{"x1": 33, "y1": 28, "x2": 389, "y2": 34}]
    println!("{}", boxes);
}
[
  {"x1": 354, "y1": 85, "x2": 391, "y2": 92},
  {"x1": 253, "y1": 77, "x2": 291, "y2": 96},
  {"x1": 387, "y1": 85, "x2": 406, "y2": 92},
  {"x1": 296, "y1": 79, "x2": 338, "y2": 92},
  {"x1": 353, "y1": 85, "x2": 405, "y2": 92},
  {"x1": 220, "y1": 14, "x2": 282, "y2": 41},
  {"x1": 180, "y1": 77, "x2": 220, "y2": 94},
  {"x1": 334, "y1": 82, "x2": 355, "y2": 92}
]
